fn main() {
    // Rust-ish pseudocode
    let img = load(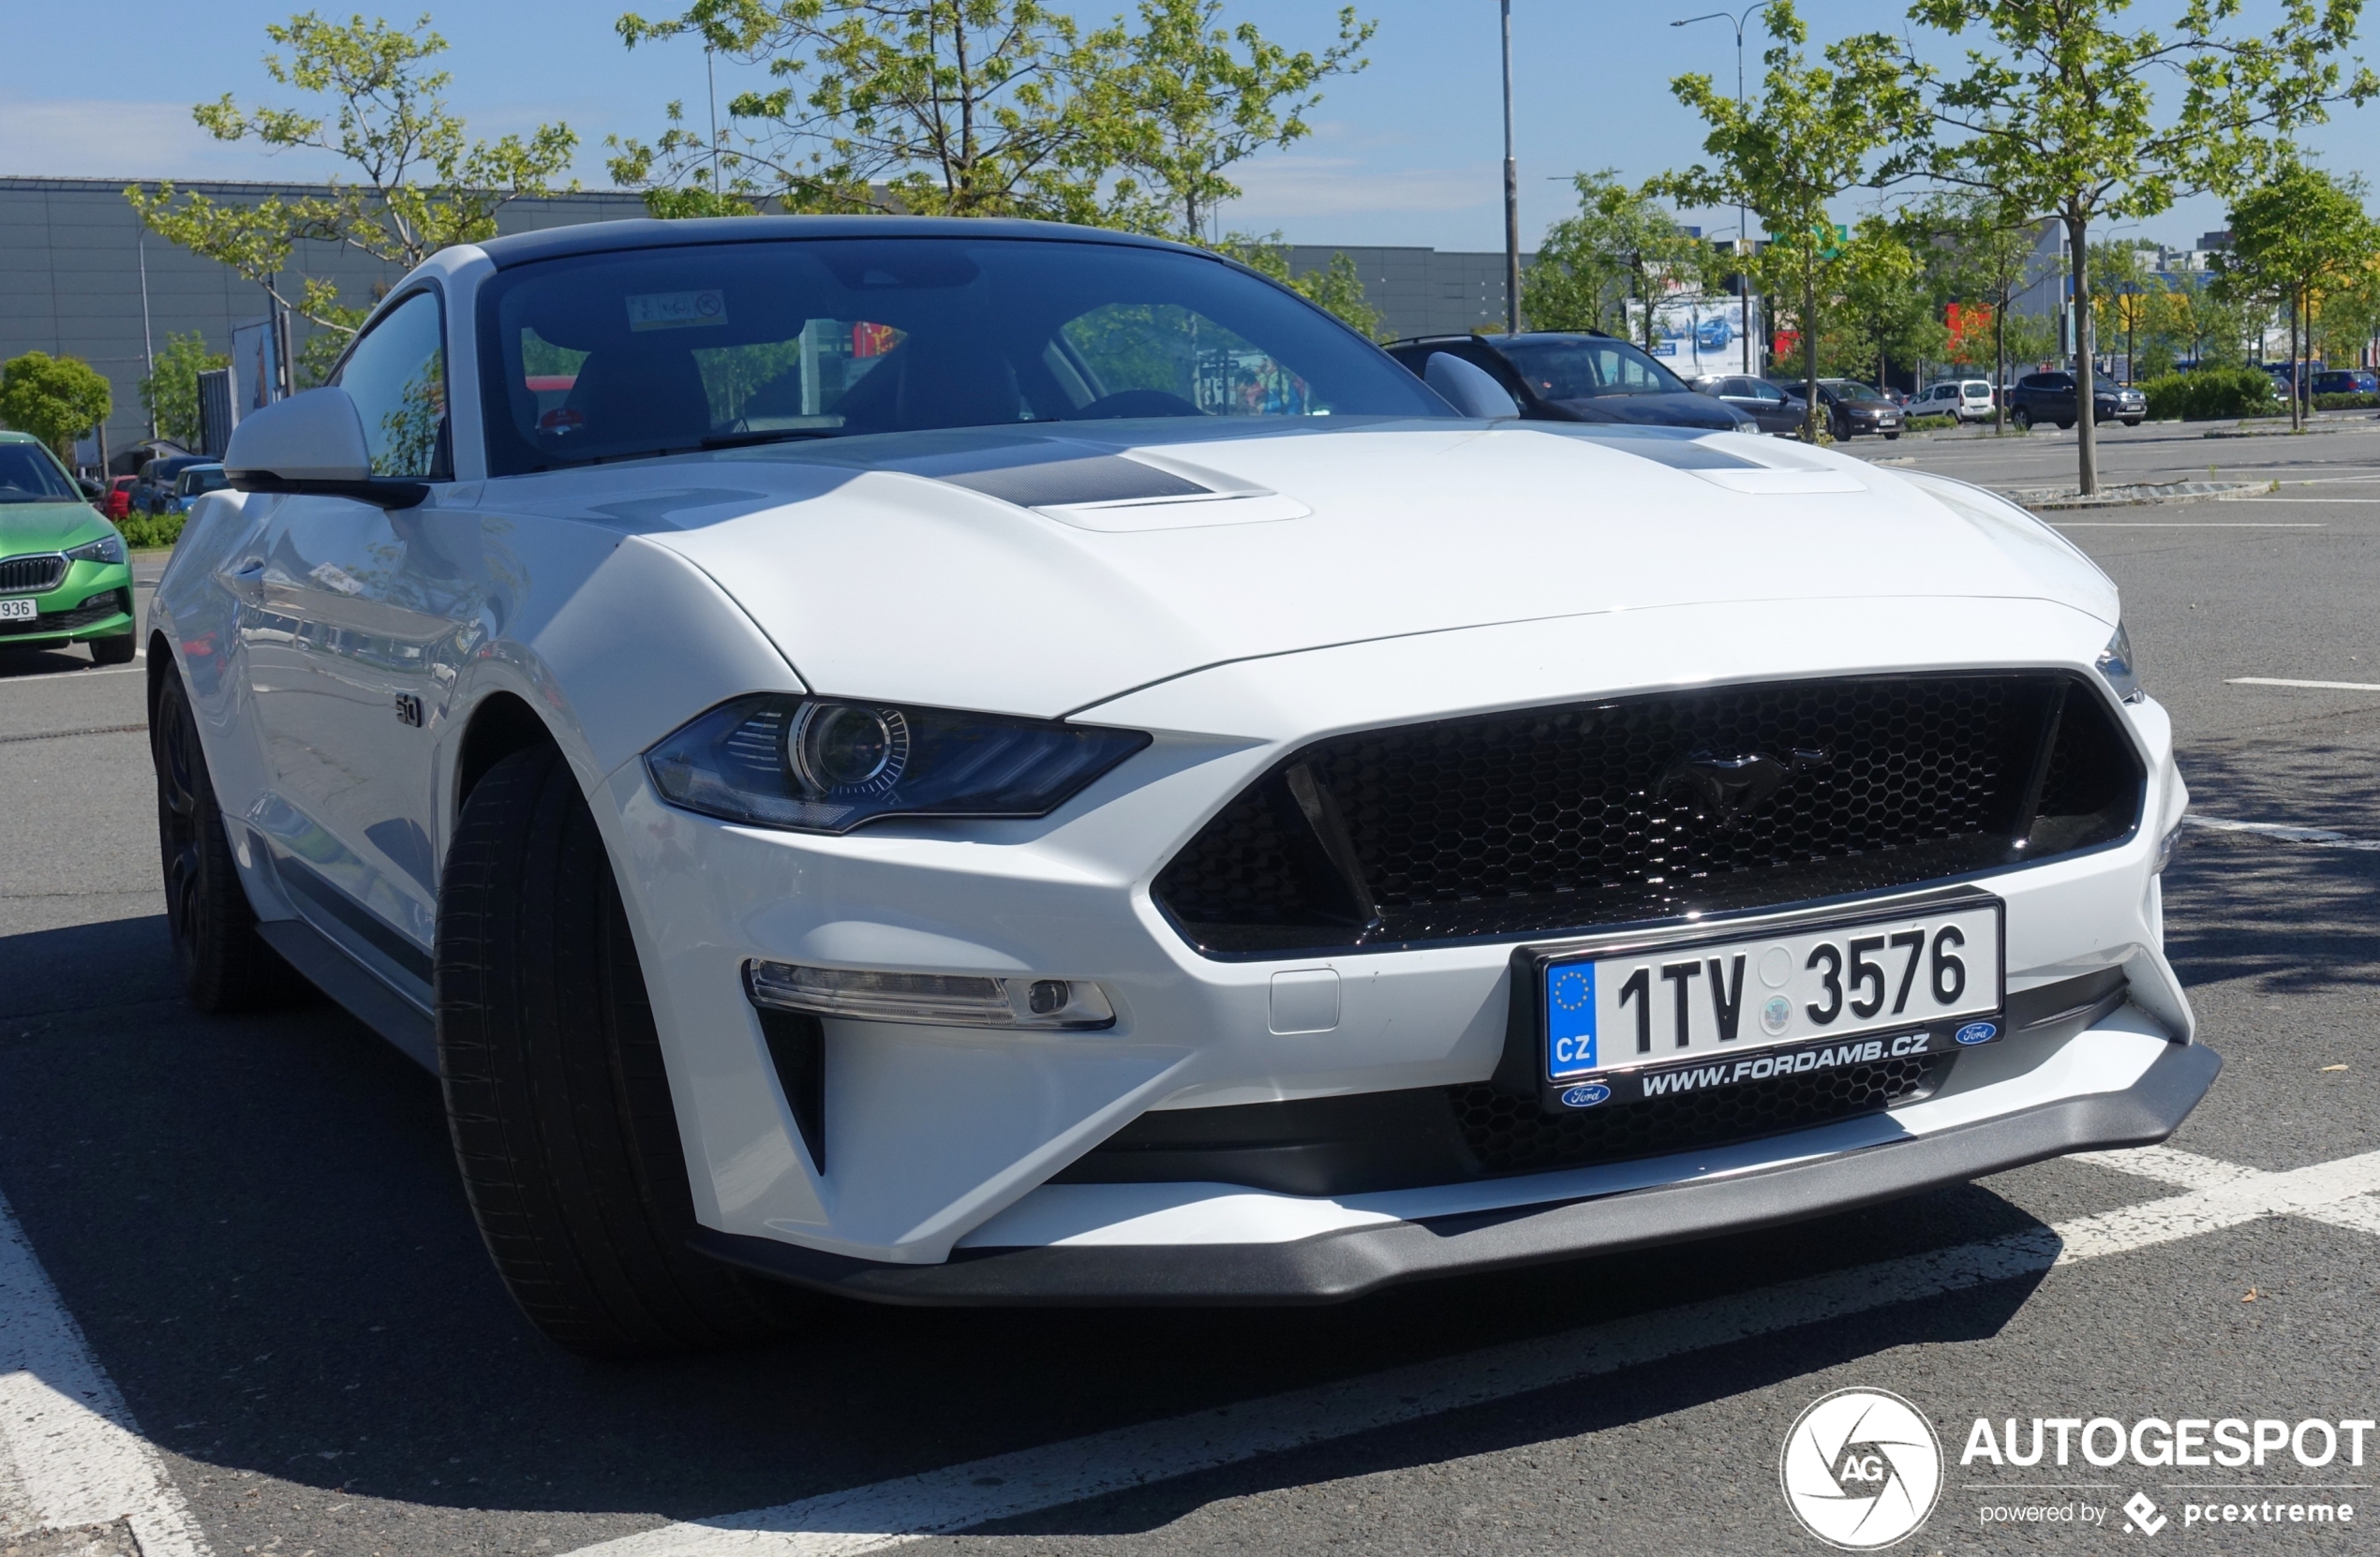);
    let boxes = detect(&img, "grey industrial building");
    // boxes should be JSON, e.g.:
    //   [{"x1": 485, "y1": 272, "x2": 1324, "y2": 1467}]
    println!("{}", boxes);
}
[{"x1": 0, "y1": 175, "x2": 1527, "y2": 459}]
